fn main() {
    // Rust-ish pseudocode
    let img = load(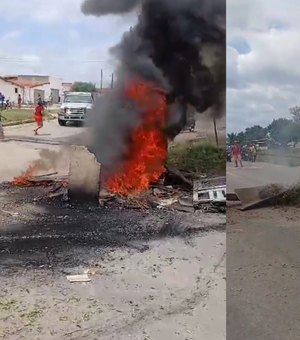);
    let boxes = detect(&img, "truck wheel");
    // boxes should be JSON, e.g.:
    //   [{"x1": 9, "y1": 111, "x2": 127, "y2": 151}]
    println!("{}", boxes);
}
[{"x1": 58, "y1": 119, "x2": 66, "y2": 126}]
